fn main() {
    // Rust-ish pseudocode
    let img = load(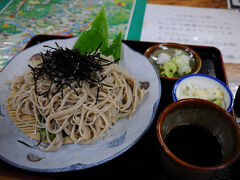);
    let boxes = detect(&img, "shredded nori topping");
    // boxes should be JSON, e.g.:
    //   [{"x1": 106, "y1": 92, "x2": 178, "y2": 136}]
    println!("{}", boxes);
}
[{"x1": 28, "y1": 42, "x2": 118, "y2": 103}]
